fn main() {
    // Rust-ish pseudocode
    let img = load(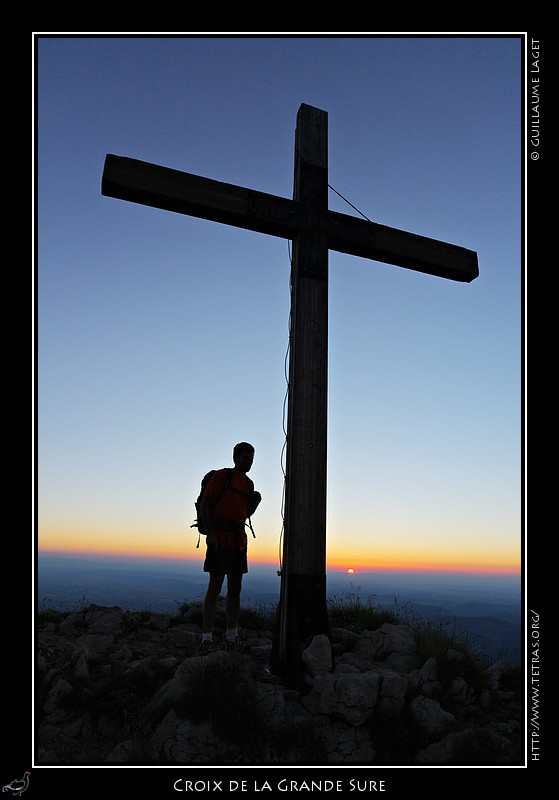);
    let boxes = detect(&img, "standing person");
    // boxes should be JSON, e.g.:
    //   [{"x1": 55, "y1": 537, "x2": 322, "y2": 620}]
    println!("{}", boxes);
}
[{"x1": 200, "y1": 442, "x2": 261, "y2": 648}]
